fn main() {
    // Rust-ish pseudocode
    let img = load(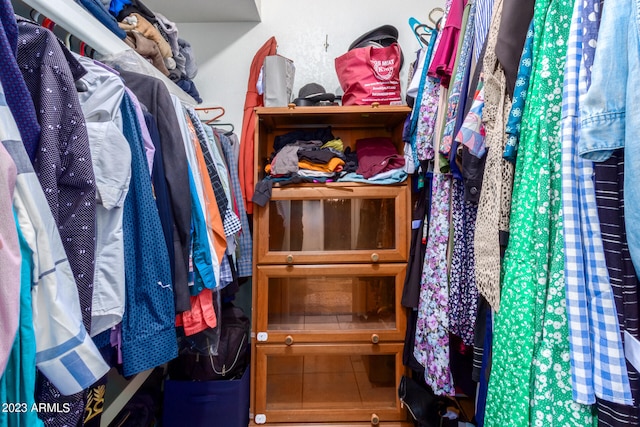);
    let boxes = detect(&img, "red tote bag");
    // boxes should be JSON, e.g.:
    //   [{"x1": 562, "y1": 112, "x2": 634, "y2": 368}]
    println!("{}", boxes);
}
[{"x1": 335, "y1": 43, "x2": 403, "y2": 106}]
